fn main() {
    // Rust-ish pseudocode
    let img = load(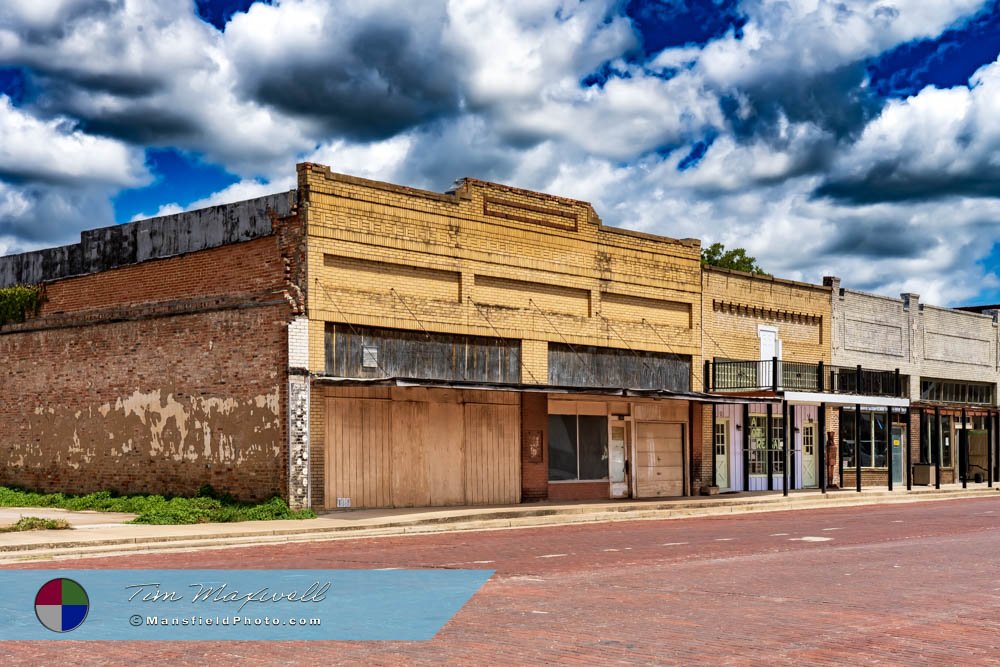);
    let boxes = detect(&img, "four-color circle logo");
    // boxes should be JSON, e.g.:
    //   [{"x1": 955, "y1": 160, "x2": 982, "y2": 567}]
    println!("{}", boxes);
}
[{"x1": 35, "y1": 578, "x2": 89, "y2": 633}]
